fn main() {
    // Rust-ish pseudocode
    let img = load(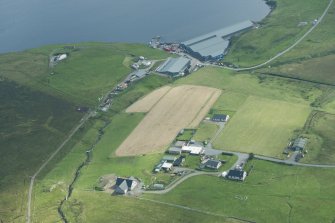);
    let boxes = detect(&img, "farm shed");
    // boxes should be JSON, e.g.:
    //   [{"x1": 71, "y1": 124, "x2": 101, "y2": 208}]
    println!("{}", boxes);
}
[
  {"x1": 168, "y1": 147, "x2": 182, "y2": 155},
  {"x1": 212, "y1": 114, "x2": 229, "y2": 122},
  {"x1": 162, "y1": 162, "x2": 173, "y2": 171},
  {"x1": 204, "y1": 159, "x2": 222, "y2": 169},
  {"x1": 156, "y1": 57, "x2": 191, "y2": 77},
  {"x1": 226, "y1": 170, "x2": 247, "y2": 181},
  {"x1": 174, "y1": 141, "x2": 186, "y2": 148},
  {"x1": 162, "y1": 156, "x2": 177, "y2": 163},
  {"x1": 292, "y1": 138, "x2": 307, "y2": 151},
  {"x1": 181, "y1": 20, "x2": 254, "y2": 61}
]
